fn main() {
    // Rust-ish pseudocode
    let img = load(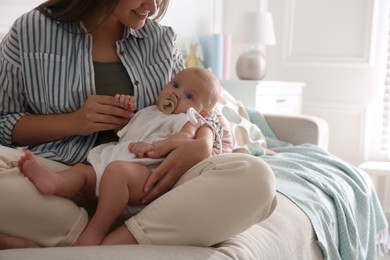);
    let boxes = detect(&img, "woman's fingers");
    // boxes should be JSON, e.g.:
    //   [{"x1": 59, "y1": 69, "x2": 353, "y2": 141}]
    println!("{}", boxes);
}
[
  {"x1": 141, "y1": 148, "x2": 186, "y2": 203},
  {"x1": 73, "y1": 95, "x2": 134, "y2": 135},
  {"x1": 141, "y1": 139, "x2": 211, "y2": 204},
  {"x1": 93, "y1": 95, "x2": 134, "y2": 119},
  {"x1": 142, "y1": 162, "x2": 180, "y2": 204}
]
